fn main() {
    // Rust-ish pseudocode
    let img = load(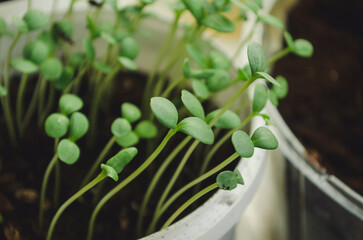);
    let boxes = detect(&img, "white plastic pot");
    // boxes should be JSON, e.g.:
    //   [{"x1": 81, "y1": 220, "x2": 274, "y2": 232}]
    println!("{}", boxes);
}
[{"x1": 0, "y1": 0, "x2": 279, "y2": 239}]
